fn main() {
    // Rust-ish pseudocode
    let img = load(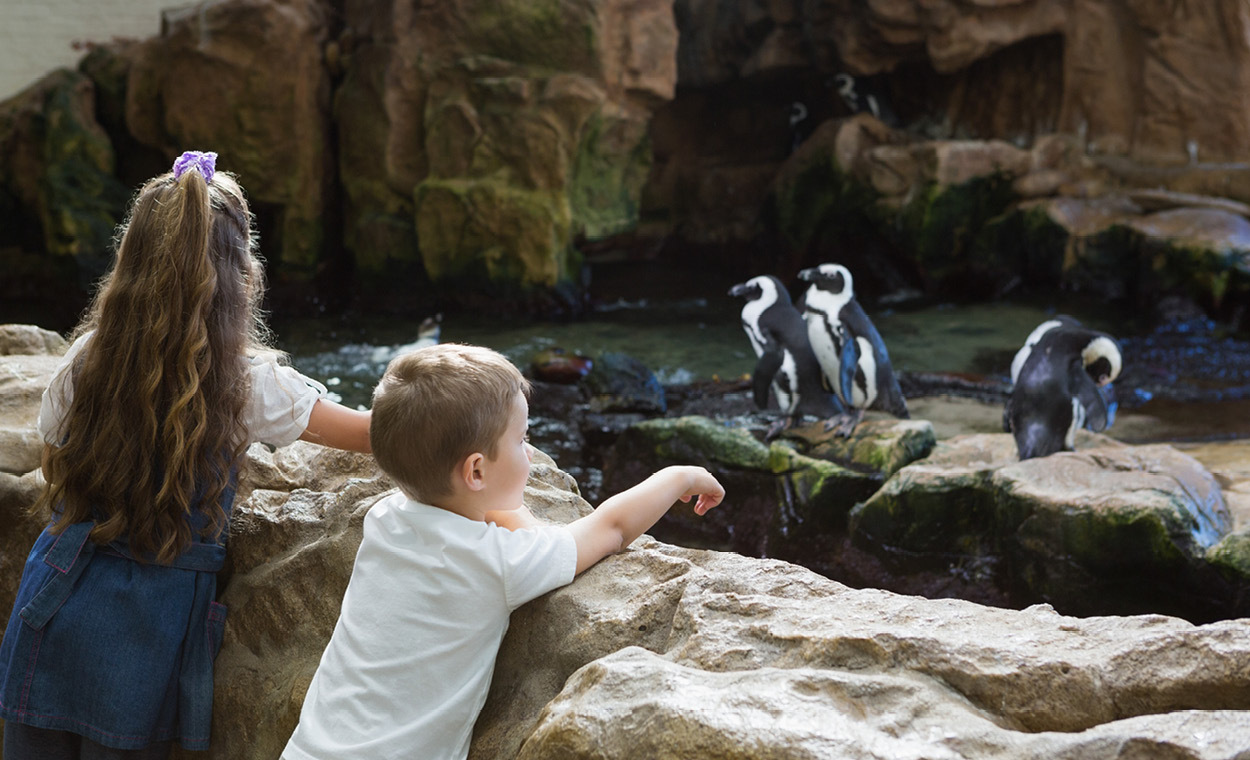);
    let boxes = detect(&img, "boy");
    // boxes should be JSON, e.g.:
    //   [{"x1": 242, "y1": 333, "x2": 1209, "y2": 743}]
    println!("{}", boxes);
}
[{"x1": 281, "y1": 344, "x2": 724, "y2": 760}]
